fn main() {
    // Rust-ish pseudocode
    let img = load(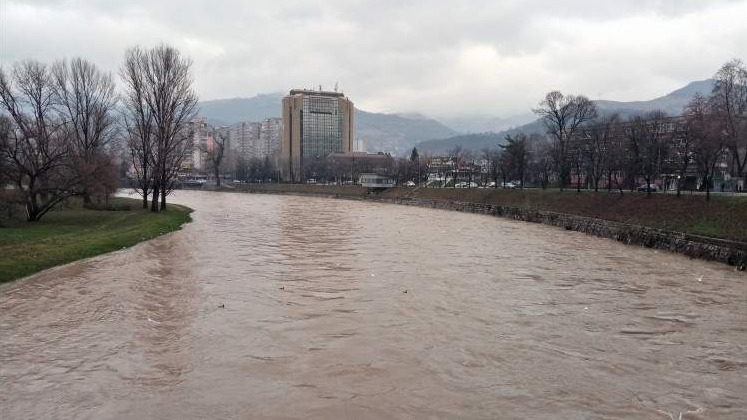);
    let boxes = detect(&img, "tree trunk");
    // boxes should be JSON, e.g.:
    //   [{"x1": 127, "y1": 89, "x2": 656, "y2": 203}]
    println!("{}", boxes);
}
[
  {"x1": 160, "y1": 188, "x2": 166, "y2": 210},
  {"x1": 646, "y1": 179, "x2": 652, "y2": 198},
  {"x1": 26, "y1": 203, "x2": 39, "y2": 222},
  {"x1": 676, "y1": 177, "x2": 682, "y2": 198},
  {"x1": 151, "y1": 185, "x2": 159, "y2": 212}
]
